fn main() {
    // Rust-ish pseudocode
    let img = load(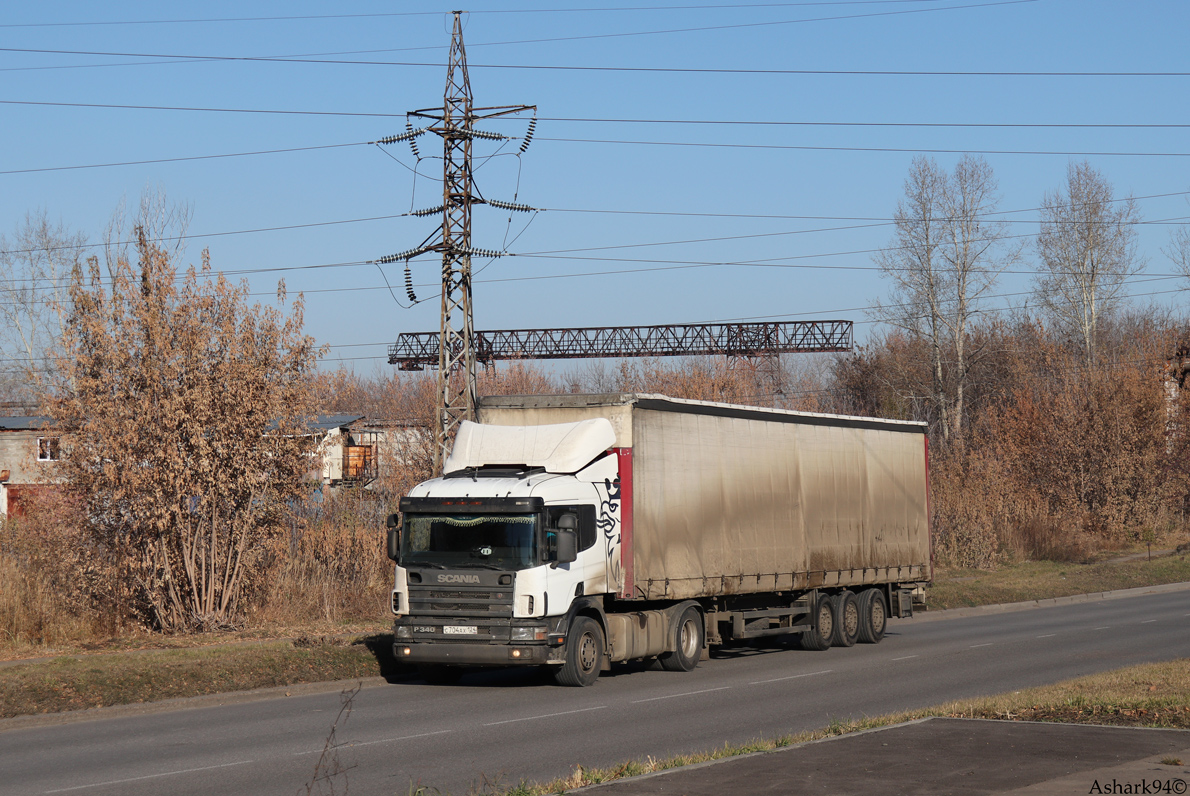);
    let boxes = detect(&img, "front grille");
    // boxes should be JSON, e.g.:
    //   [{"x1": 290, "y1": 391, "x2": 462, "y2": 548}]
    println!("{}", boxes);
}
[
  {"x1": 405, "y1": 582, "x2": 515, "y2": 642},
  {"x1": 408, "y1": 584, "x2": 514, "y2": 617}
]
